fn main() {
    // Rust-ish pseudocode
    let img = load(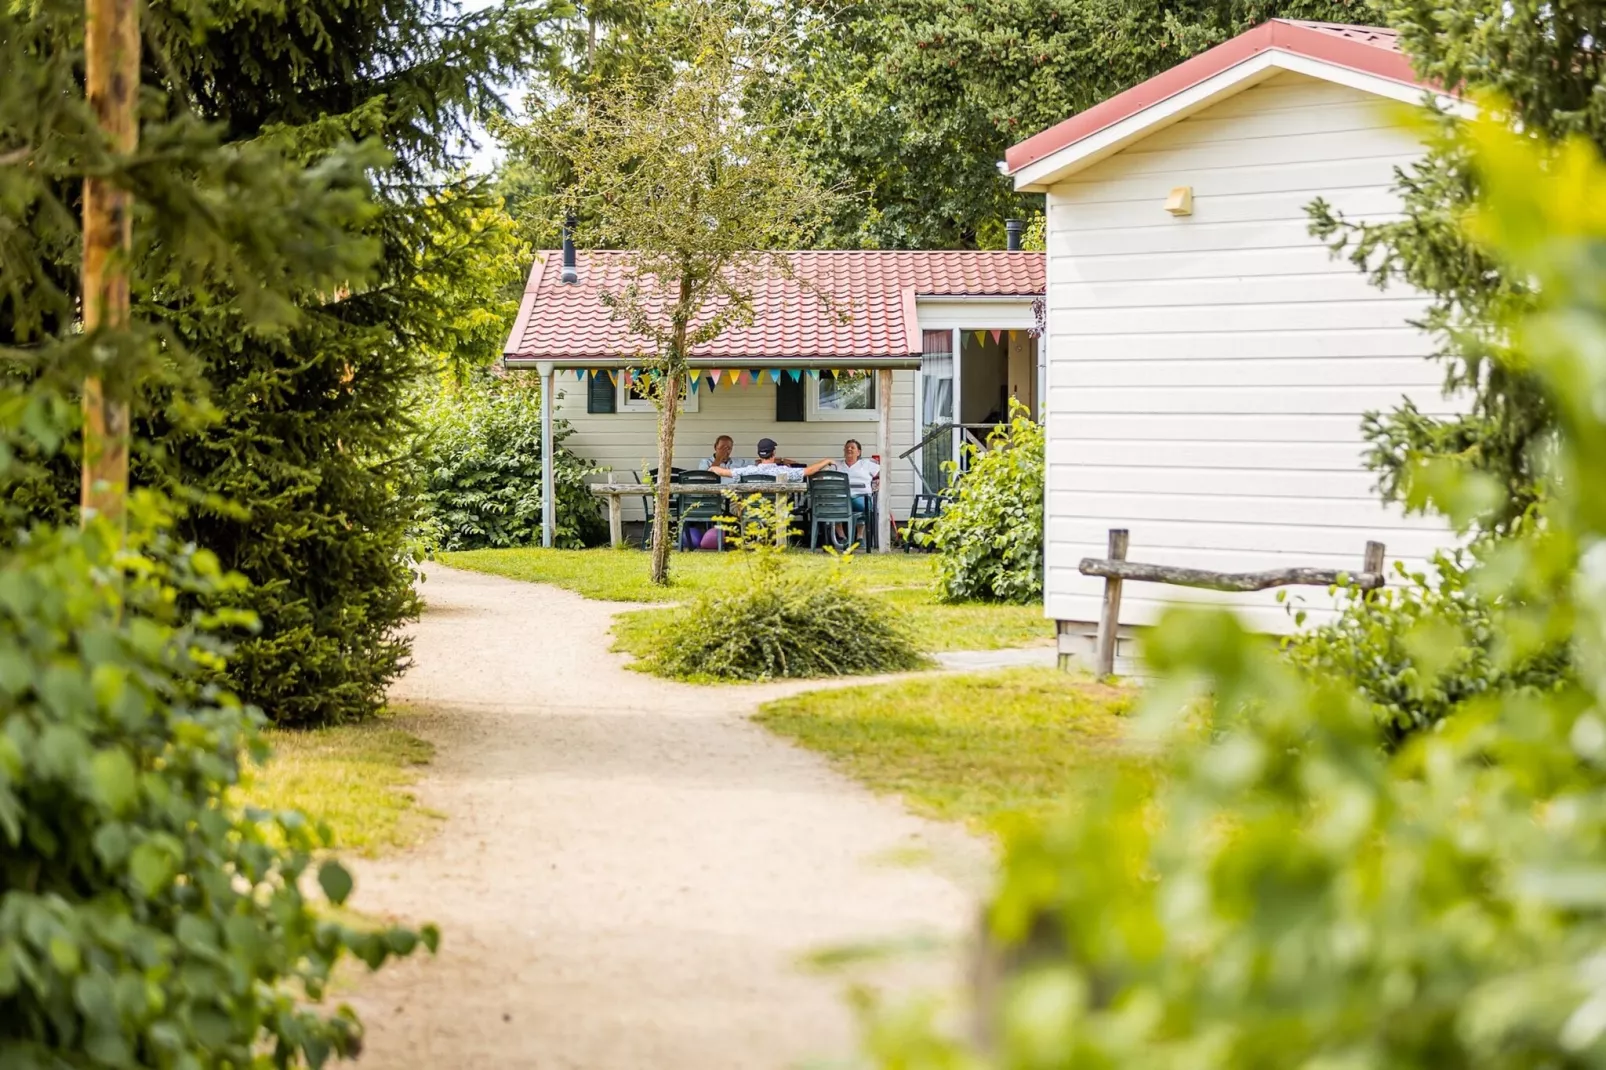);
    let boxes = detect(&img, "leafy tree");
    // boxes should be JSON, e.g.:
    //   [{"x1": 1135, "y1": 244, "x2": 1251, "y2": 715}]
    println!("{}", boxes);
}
[
  {"x1": 502, "y1": 1, "x2": 844, "y2": 584},
  {"x1": 862, "y1": 116, "x2": 1606, "y2": 1070},
  {"x1": 773, "y1": 0, "x2": 1381, "y2": 249},
  {"x1": 1309, "y1": 2, "x2": 1606, "y2": 528}
]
